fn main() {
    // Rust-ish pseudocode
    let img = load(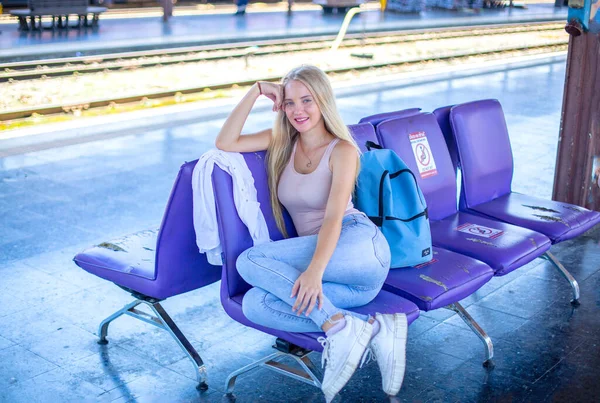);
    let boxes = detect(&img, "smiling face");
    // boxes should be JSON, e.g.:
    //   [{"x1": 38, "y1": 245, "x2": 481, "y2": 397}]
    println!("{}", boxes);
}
[{"x1": 283, "y1": 80, "x2": 325, "y2": 134}]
